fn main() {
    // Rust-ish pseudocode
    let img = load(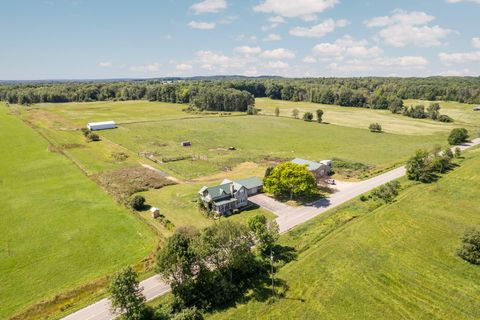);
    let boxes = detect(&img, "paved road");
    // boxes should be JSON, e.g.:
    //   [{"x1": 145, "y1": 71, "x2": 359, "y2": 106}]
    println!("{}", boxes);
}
[{"x1": 62, "y1": 138, "x2": 480, "y2": 320}]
